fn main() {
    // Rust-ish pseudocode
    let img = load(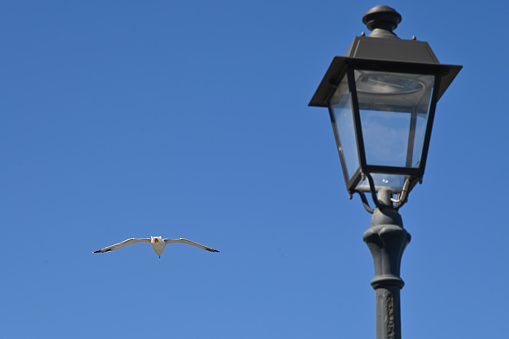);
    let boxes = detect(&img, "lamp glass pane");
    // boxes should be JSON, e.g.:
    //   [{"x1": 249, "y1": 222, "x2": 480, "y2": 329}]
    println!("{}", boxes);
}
[
  {"x1": 354, "y1": 70, "x2": 434, "y2": 169},
  {"x1": 355, "y1": 174, "x2": 408, "y2": 193},
  {"x1": 329, "y1": 75, "x2": 359, "y2": 182}
]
